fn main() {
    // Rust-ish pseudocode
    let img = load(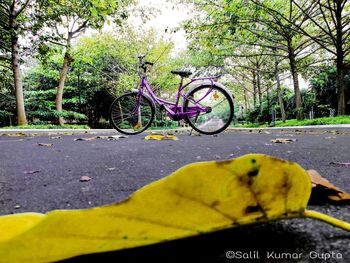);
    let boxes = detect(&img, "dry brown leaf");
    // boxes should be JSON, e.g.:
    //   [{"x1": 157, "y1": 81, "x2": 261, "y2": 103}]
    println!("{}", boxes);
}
[
  {"x1": 308, "y1": 169, "x2": 350, "y2": 203},
  {"x1": 329, "y1": 162, "x2": 350, "y2": 167},
  {"x1": 24, "y1": 170, "x2": 40, "y2": 175},
  {"x1": 97, "y1": 135, "x2": 128, "y2": 140},
  {"x1": 80, "y1": 176, "x2": 92, "y2": 182},
  {"x1": 74, "y1": 137, "x2": 97, "y2": 141},
  {"x1": 324, "y1": 136, "x2": 337, "y2": 139},
  {"x1": 37, "y1": 143, "x2": 53, "y2": 147},
  {"x1": 1, "y1": 132, "x2": 26, "y2": 137},
  {"x1": 271, "y1": 138, "x2": 297, "y2": 143},
  {"x1": 50, "y1": 136, "x2": 61, "y2": 139}
]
